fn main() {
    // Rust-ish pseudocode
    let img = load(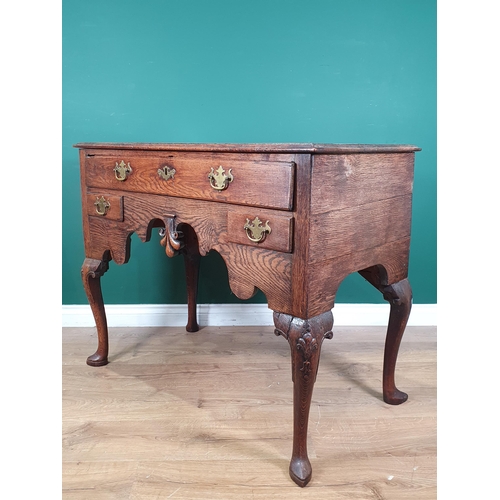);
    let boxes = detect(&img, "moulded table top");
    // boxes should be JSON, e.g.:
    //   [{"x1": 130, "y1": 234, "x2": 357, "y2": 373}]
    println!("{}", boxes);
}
[{"x1": 74, "y1": 143, "x2": 421, "y2": 154}]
